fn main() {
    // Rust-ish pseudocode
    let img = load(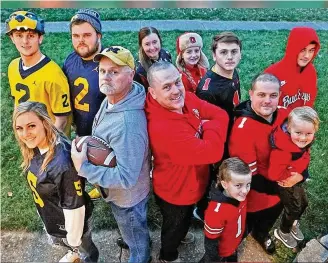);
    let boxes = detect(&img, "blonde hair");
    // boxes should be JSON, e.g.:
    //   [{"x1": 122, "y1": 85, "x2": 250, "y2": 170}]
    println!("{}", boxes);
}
[
  {"x1": 287, "y1": 106, "x2": 320, "y2": 132},
  {"x1": 216, "y1": 157, "x2": 251, "y2": 187},
  {"x1": 12, "y1": 101, "x2": 70, "y2": 174},
  {"x1": 175, "y1": 49, "x2": 209, "y2": 72}
]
